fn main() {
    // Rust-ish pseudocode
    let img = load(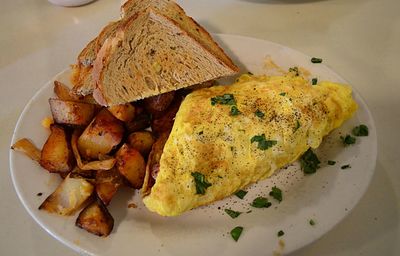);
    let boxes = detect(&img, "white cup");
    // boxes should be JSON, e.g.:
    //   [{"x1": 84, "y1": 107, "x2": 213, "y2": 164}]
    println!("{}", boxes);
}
[{"x1": 48, "y1": 0, "x2": 96, "y2": 7}]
